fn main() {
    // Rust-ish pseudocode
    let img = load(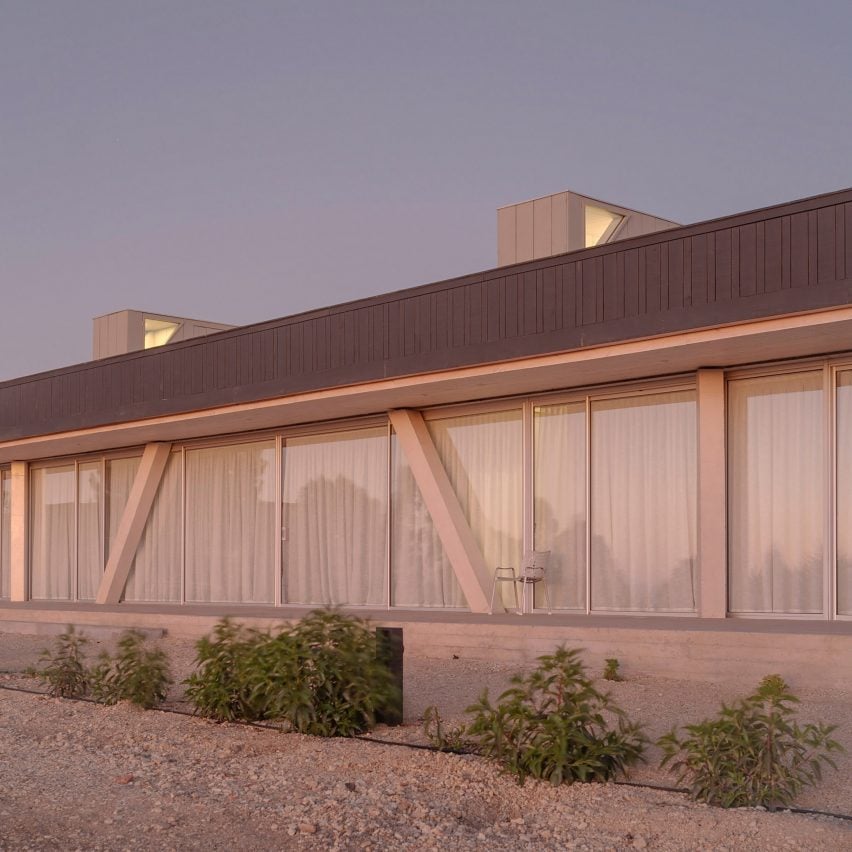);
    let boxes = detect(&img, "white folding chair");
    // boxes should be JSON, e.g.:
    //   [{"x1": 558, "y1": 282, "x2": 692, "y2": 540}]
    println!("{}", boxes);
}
[
  {"x1": 516, "y1": 550, "x2": 552, "y2": 614},
  {"x1": 490, "y1": 565, "x2": 520, "y2": 613}
]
